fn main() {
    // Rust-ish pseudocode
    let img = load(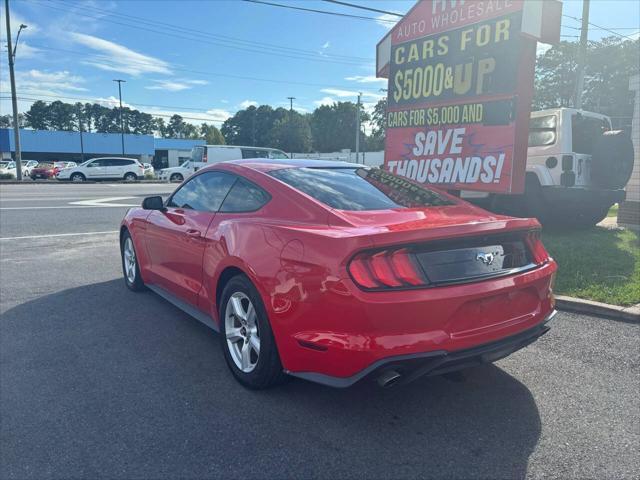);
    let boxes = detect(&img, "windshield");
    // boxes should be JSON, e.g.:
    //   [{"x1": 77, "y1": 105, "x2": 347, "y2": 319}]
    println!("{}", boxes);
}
[
  {"x1": 0, "y1": 161, "x2": 12, "y2": 168},
  {"x1": 269, "y1": 167, "x2": 454, "y2": 211},
  {"x1": 269, "y1": 150, "x2": 289, "y2": 159}
]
